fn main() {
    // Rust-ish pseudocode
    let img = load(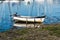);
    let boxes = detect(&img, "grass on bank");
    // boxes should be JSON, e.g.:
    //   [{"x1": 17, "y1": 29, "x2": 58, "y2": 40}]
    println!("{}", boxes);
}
[{"x1": 0, "y1": 24, "x2": 60, "y2": 40}]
